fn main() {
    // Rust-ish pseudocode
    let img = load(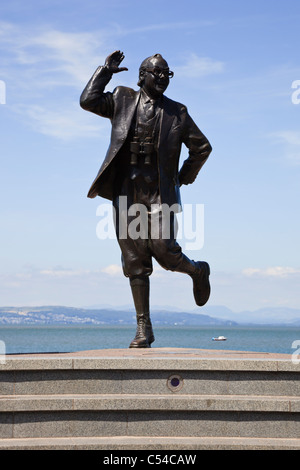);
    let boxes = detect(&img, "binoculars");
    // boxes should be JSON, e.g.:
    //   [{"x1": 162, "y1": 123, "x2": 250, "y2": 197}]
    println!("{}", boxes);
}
[{"x1": 130, "y1": 137, "x2": 153, "y2": 166}]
